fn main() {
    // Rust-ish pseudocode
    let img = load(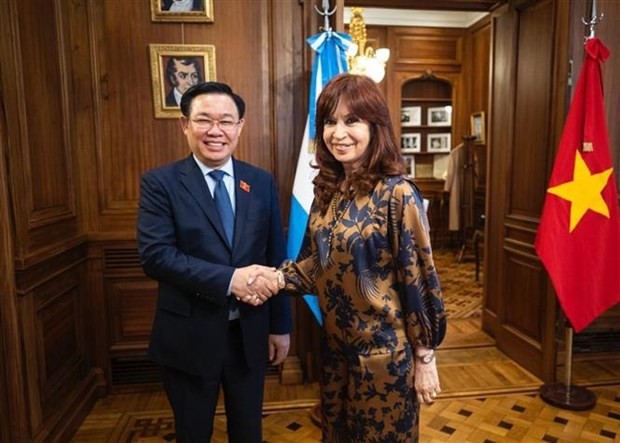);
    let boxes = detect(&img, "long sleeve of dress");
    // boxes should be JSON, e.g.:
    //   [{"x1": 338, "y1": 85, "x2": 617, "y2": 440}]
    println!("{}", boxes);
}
[
  {"x1": 389, "y1": 180, "x2": 446, "y2": 349},
  {"x1": 279, "y1": 202, "x2": 320, "y2": 295}
]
